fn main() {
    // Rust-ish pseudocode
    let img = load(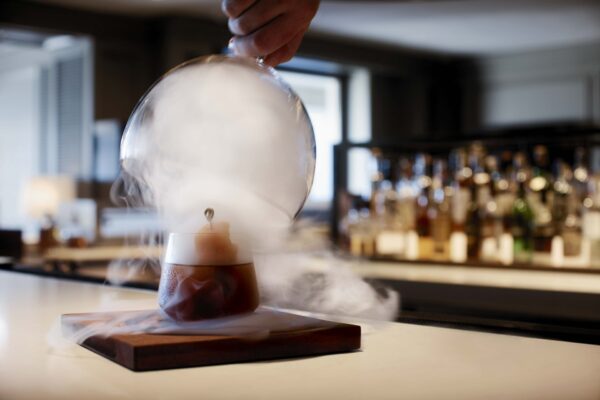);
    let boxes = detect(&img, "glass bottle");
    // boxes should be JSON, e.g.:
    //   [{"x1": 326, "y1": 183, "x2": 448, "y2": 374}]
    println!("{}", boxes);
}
[
  {"x1": 414, "y1": 153, "x2": 433, "y2": 259},
  {"x1": 450, "y1": 148, "x2": 472, "y2": 221},
  {"x1": 429, "y1": 159, "x2": 451, "y2": 260},
  {"x1": 529, "y1": 145, "x2": 554, "y2": 253},
  {"x1": 359, "y1": 208, "x2": 376, "y2": 257},
  {"x1": 396, "y1": 157, "x2": 417, "y2": 233},
  {"x1": 374, "y1": 180, "x2": 404, "y2": 257},
  {"x1": 562, "y1": 190, "x2": 583, "y2": 259},
  {"x1": 448, "y1": 148, "x2": 471, "y2": 263},
  {"x1": 465, "y1": 147, "x2": 486, "y2": 260},
  {"x1": 345, "y1": 208, "x2": 362, "y2": 256},
  {"x1": 370, "y1": 168, "x2": 385, "y2": 218},
  {"x1": 465, "y1": 181, "x2": 481, "y2": 260},
  {"x1": 512, "y1": 154, "x2": 535, "y2": 264},
  {"x1": 572, "y1": 147, "x2": 589, "y2": 202},
  {"x1": 583, "y1": 173, "x2": 600, "y2": 267},
  {"x1": 479, "y1": 155, "x2": 500, "y2": 262},
  {"x1": 552, "y1": 161, "x2": 570, "y2": 237},
  {"x1": 495, "y1": 156, "x2": 515, "y2": 265}
]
